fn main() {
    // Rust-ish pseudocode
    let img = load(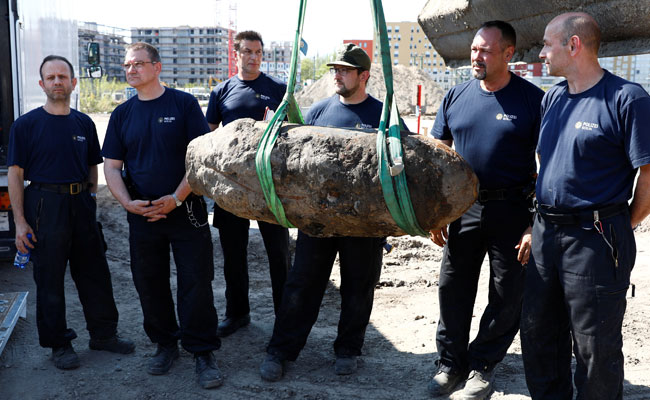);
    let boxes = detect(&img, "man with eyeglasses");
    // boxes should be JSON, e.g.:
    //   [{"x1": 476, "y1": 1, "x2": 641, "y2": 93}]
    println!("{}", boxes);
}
[
  {"x1": 8, "y1": 55, "x2": 135, "y2": 370},
  {"x1": 260, "y1": 43, "x2": 385, "y2": 382},
  {"x1": 205, "y1": 30, "x2": 291, "y2": 339},
  {"x1": 102, "y1": 42, "x2": 222, "y2": 389},
  {"x1": 428, "y1": 21, "x2": 543, "y2": 399}
]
